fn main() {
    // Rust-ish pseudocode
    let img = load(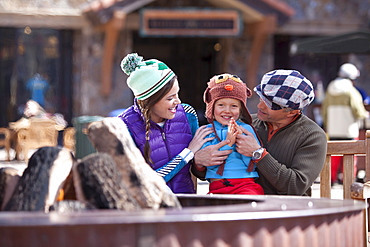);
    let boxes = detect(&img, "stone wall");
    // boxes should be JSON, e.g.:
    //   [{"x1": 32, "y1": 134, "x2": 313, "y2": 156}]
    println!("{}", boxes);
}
[{"x1": 72, "y1": 27, "x2": 134, "y2": 118}]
